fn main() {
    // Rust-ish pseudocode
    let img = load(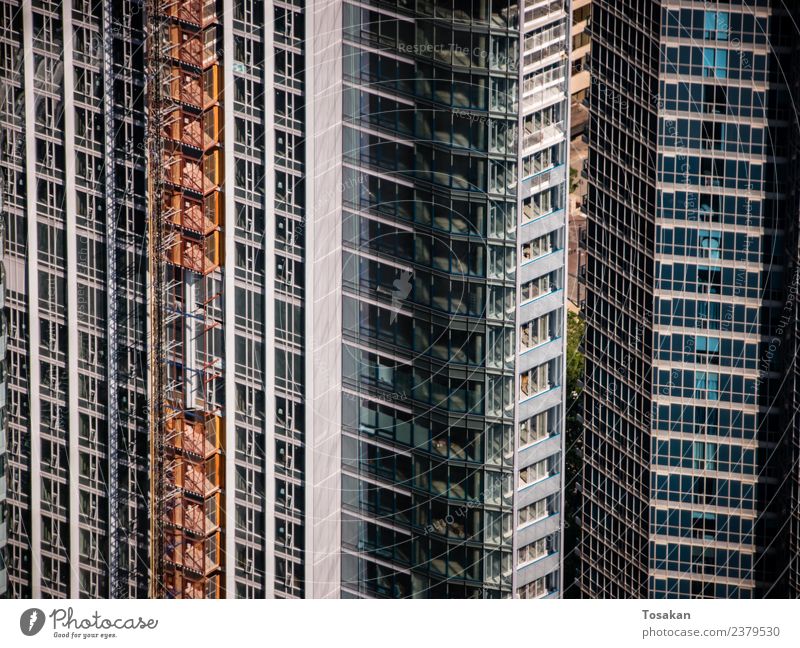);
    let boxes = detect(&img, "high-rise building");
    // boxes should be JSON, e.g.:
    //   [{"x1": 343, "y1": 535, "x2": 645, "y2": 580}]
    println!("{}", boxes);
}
[
  {"x1": 580, "y1": 0, "x2": 795, "y2": 598},
  {"x1": 0, "y1": 151, "x2": 6, "y2": 597},
  {"x1": 0, "y1": 0, "x2": 150, "y2": 598},
  {"x1": 335, "y1": 0, "x2": 570, "y2": 599},
  {"x1": 0, "y1": 0, "x2": 570, "y2": 599},
  {"x1": 786, "y1": 27, "x2": 800, "y2": 600},
  {"x1": 568, "y1": 0, "x2": 589, "y2": 137}
]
